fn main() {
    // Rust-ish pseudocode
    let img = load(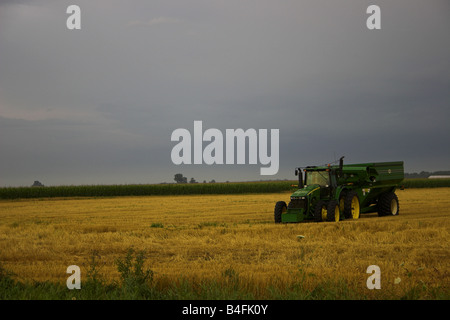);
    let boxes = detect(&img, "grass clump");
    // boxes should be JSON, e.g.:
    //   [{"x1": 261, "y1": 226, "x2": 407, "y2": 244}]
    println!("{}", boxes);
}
[{"x1": 150, "y1": 223, "x2": 164, "y2": 228}]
